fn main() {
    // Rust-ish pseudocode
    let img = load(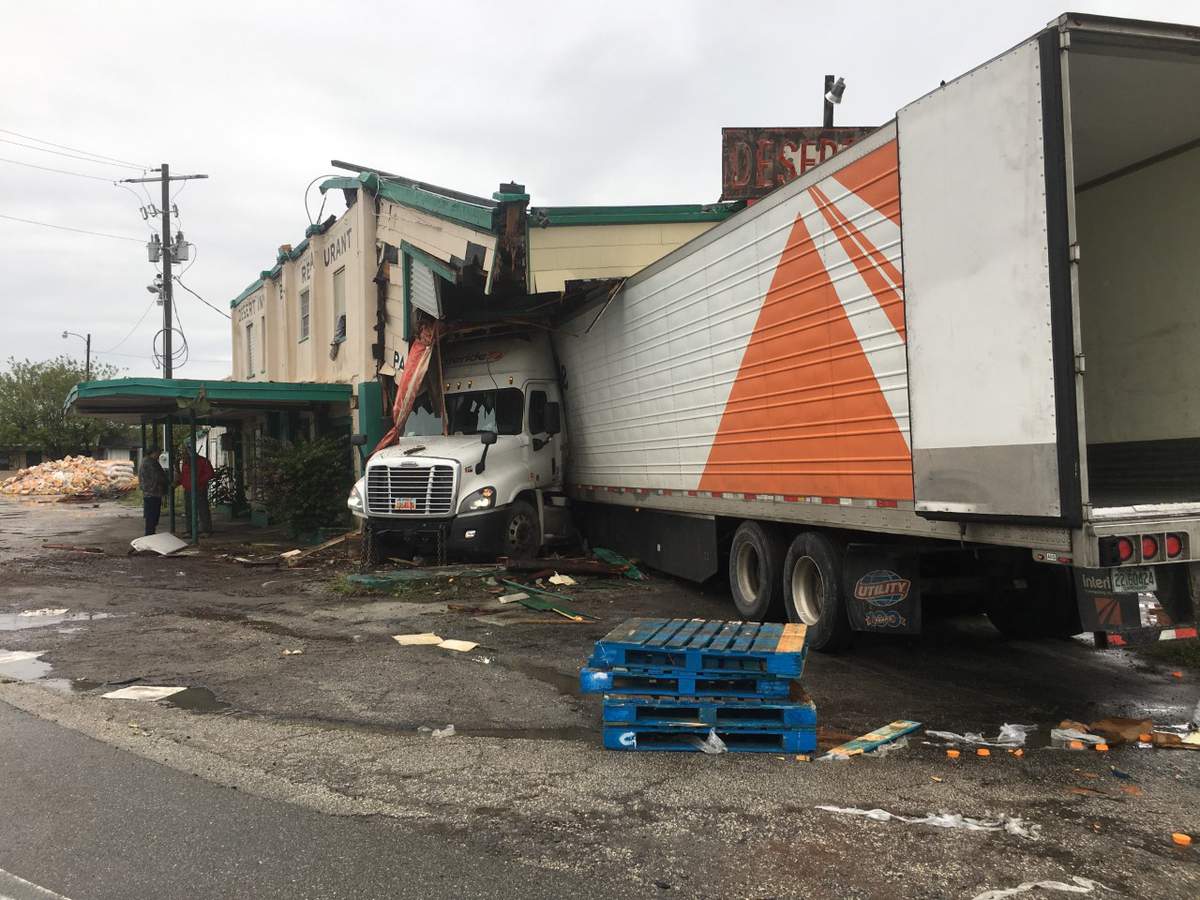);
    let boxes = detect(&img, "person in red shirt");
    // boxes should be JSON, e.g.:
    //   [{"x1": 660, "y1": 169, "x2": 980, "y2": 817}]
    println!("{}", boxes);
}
[{"x1": 177, "y1": 448, "x2": 215, "y2": 535}]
